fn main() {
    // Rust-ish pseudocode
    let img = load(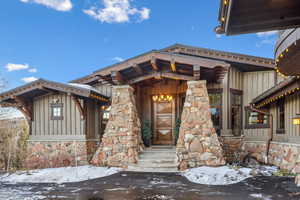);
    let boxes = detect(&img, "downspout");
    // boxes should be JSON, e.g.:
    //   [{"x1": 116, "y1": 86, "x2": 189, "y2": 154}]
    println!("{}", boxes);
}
[{"x1": 250, "y1": 104, "x2": 273, "y2": 164}]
